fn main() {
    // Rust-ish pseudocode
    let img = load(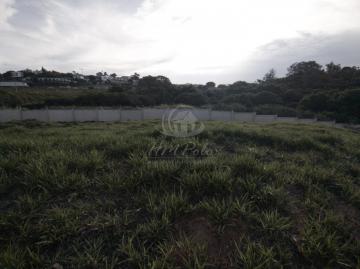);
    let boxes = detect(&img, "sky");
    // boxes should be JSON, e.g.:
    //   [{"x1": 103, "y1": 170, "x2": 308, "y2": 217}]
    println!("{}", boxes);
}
[{"x1": 0, "y1": 0, "x2": 360, "y2": 84}]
